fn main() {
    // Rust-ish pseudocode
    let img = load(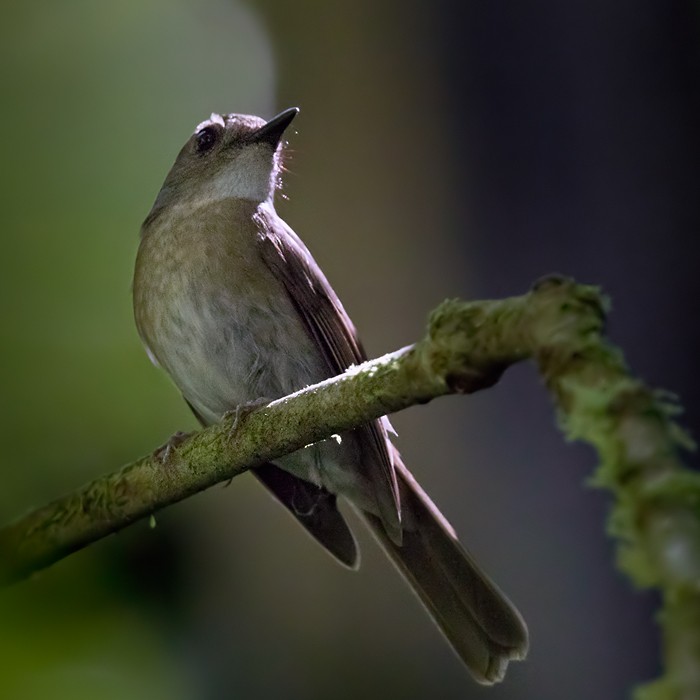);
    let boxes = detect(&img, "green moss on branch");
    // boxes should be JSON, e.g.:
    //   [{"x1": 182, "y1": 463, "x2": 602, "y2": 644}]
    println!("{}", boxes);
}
[{"x1": 0, "y1": 275, "x2": 697, "y2": 698}]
